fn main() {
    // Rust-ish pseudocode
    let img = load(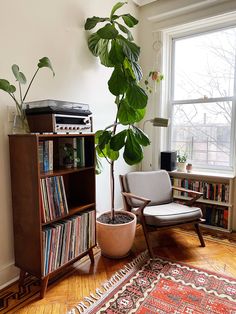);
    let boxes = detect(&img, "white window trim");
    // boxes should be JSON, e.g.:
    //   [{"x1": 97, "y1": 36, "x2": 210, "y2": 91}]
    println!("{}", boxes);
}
[{"x1": 160, "y1": 11, "x2": 236, "y2": 174}]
